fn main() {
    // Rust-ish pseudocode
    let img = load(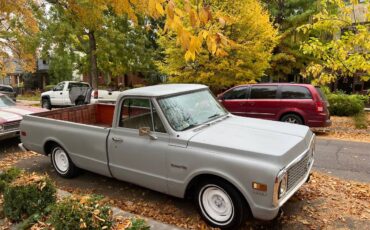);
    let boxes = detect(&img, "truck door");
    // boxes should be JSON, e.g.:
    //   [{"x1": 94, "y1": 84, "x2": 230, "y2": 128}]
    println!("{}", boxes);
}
[
  {"x1": 50, "y1": 82, "x2": 65, "y2": 106},
  {"x1": 107, "y1": 97, "x2": 169, "y2": 193}
]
